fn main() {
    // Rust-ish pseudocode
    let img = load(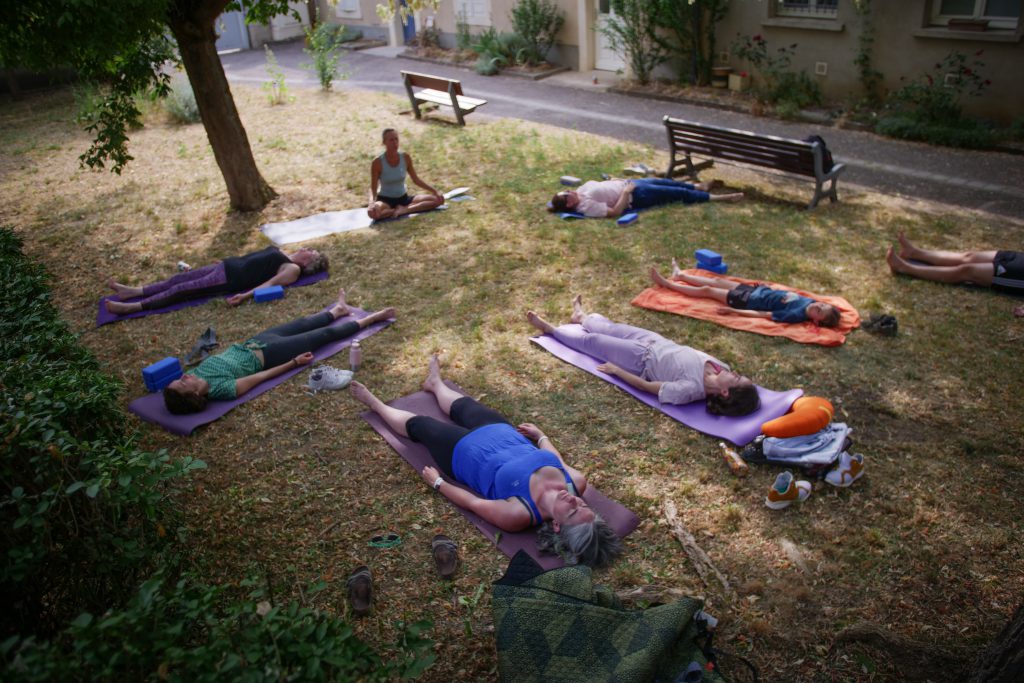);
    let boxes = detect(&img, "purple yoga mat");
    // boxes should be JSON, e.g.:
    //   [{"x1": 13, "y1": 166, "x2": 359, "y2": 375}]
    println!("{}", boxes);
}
[
  {"x1": 95, "y1": 271, "x2": 329, "y2": 327},
  {"x1": 128, "y1": 308, "x2": 392, "y2": 436},
  {"x1": 531, "y1": 332, "x2": 802, "y2": 446},
  {"x1": 360, "y1": 386, "x2": 641, "y2": 570}
]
